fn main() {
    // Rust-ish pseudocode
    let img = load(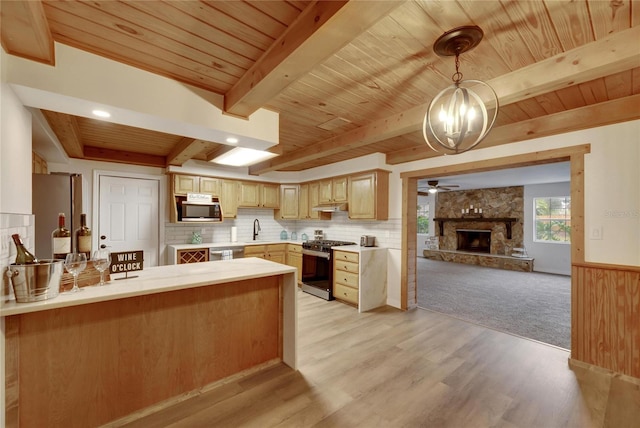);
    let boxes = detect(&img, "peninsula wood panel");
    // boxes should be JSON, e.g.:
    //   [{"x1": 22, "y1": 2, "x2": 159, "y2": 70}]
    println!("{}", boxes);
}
[
  {"x1": 4, "y1": 277, "x2": 282, "y2": 428},
  {"x1": 571, "y1": 263, "x2": 640, "y2": 378}
]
